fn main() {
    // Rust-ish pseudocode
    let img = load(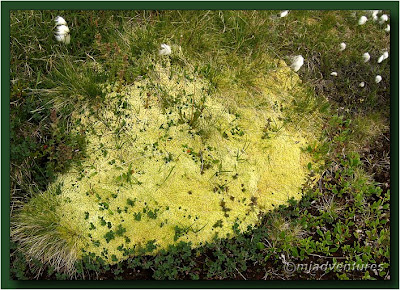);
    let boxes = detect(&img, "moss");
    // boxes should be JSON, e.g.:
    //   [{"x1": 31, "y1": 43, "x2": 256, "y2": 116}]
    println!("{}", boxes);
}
[{"x1": 16, "y1": 58, "x2": 319, "y2": 266}]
